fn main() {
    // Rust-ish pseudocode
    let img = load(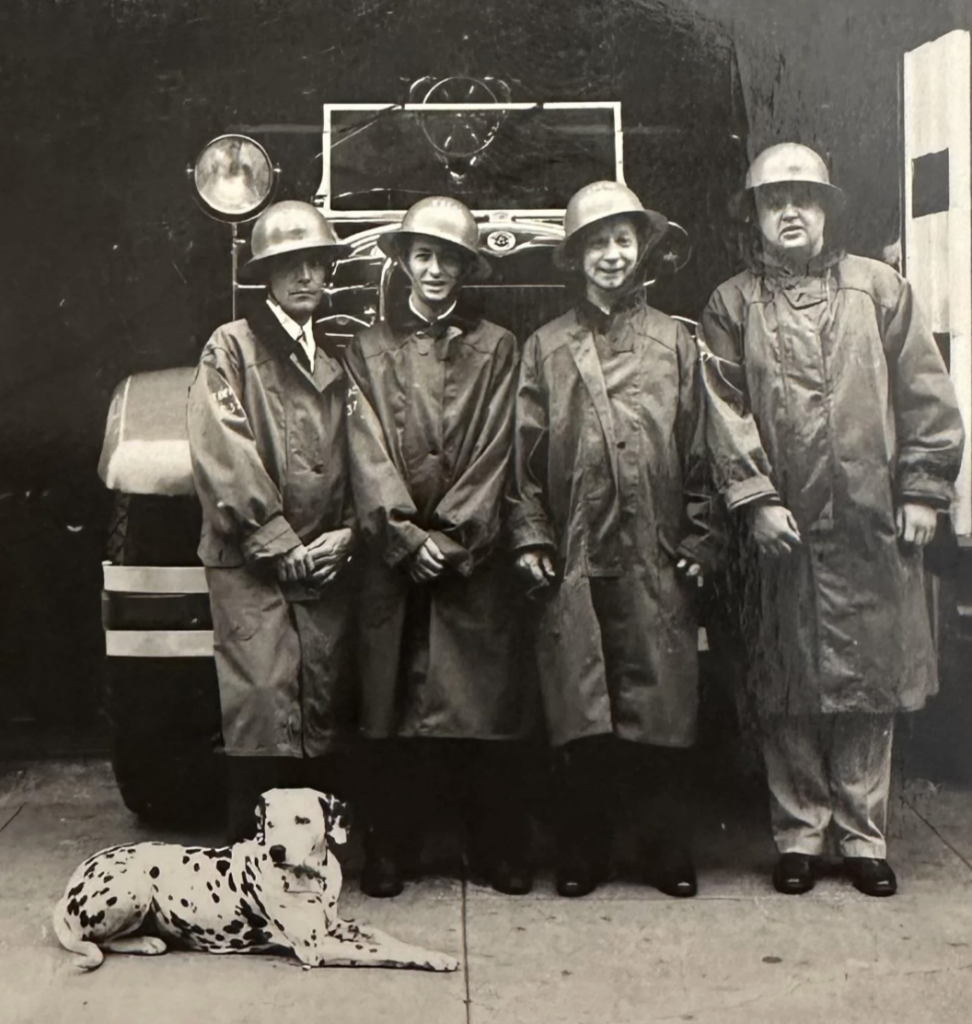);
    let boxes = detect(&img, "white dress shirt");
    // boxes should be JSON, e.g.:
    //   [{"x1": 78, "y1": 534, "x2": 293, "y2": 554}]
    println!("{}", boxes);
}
[{"x1": 267, "y1": 299, "x2": 316, "y2": 372}]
